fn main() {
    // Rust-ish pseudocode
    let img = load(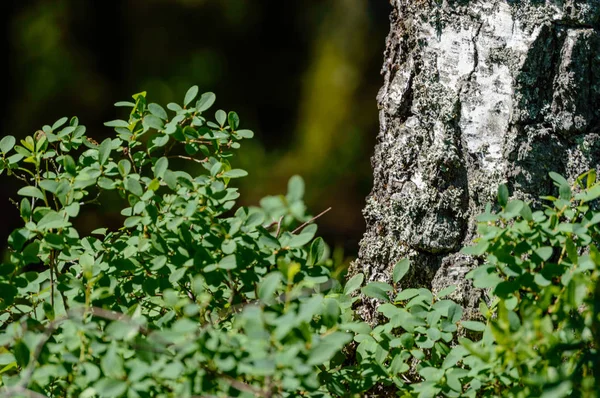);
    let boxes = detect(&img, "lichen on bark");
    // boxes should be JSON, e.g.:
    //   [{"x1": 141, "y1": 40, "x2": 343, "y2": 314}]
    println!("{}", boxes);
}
[{"x1": 352, "y1": 0, "x2": 600, "y2": 323}]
